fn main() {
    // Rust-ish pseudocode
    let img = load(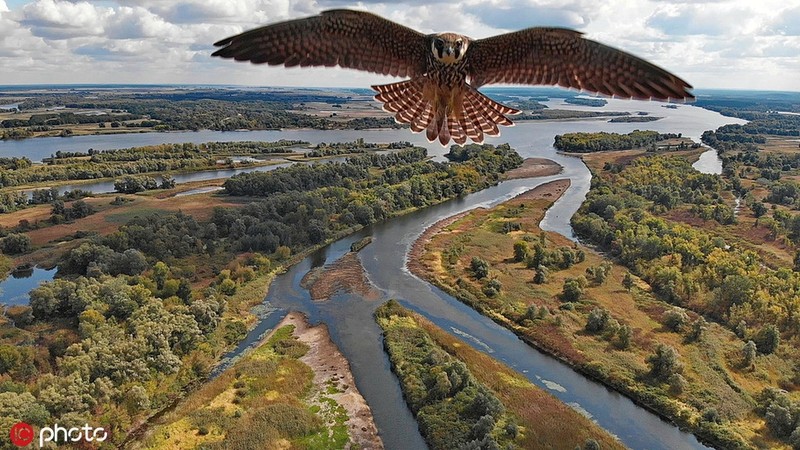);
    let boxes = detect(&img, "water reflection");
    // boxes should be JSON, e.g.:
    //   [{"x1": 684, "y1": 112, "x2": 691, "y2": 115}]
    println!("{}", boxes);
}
[{"x1": 0, "y1": 267, "x2": 57, "y2": 306}]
